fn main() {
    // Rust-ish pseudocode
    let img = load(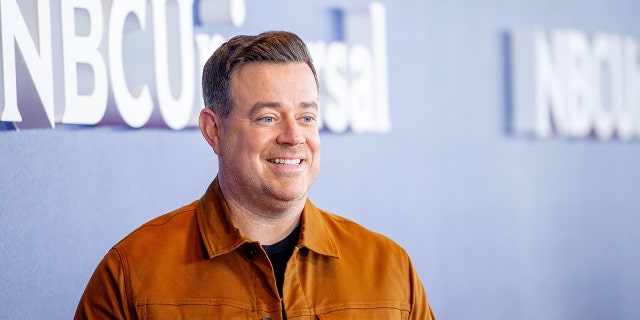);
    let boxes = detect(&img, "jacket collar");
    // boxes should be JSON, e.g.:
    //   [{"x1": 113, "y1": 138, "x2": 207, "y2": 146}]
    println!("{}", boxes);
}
[
  {"x1": 299, "y1": 198, "x2": 340, "y2": 258},
  {"x1": 196, "y1": 178, "x2": 246, "y2": 259},
  {"x1": 196, "y1": 178, "x2": 340, "y2": 259}
]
